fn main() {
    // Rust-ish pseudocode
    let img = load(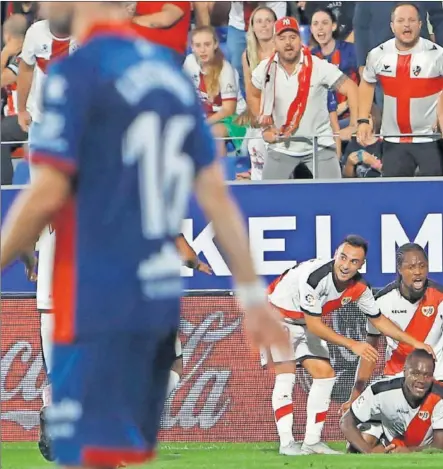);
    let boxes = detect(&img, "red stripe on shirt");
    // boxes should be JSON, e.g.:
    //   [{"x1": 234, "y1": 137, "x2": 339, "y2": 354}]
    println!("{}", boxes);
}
[{"x1": 27, "y1": 152, "x2": 77, "y2": 175}]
